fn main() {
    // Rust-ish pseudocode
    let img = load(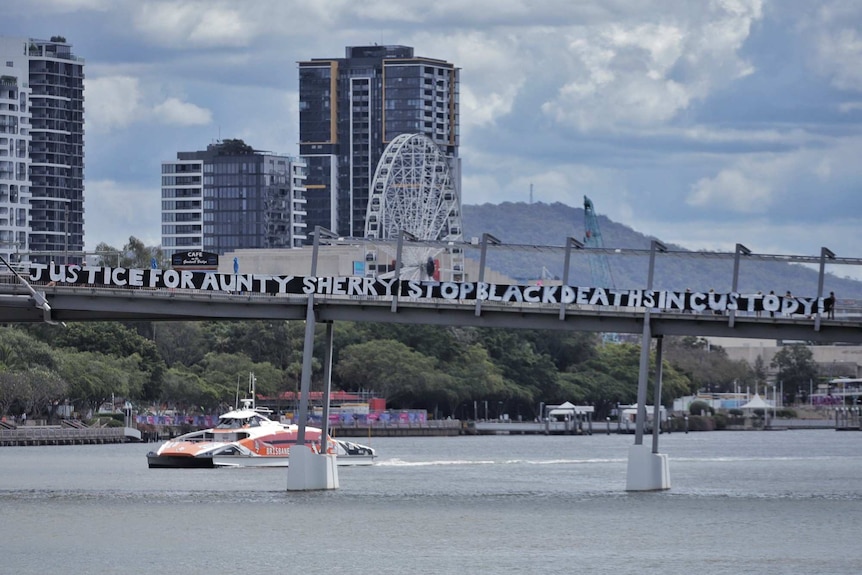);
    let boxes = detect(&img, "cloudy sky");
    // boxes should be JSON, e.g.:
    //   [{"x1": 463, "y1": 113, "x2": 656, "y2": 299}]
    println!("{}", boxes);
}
[{"x1": 4, "y1": 0, "x2": 861, "y2": 278}]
